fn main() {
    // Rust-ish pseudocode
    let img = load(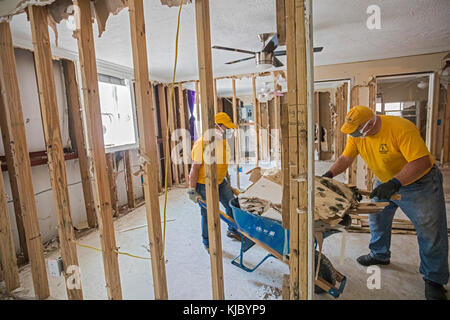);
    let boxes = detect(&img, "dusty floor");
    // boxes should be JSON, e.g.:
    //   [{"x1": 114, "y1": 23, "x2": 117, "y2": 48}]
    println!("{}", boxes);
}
[{"x1": 1, "y1": 161, "x2": 449, "y2": 300}]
